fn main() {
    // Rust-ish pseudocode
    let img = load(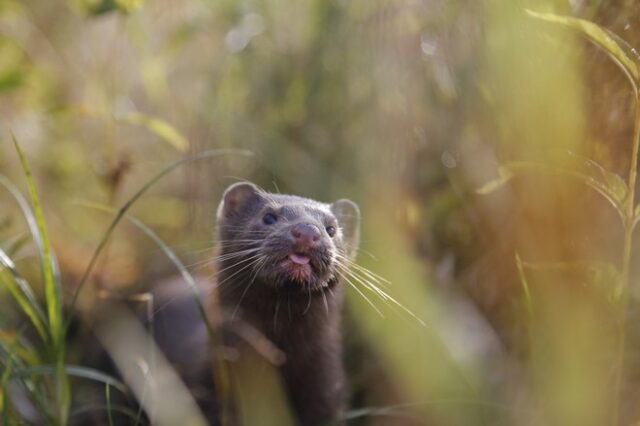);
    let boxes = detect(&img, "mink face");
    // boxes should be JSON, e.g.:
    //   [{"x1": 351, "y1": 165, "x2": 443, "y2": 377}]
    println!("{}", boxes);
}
[{"x1": 216, "y1": 182, "x2": 359, "y2": 295}]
